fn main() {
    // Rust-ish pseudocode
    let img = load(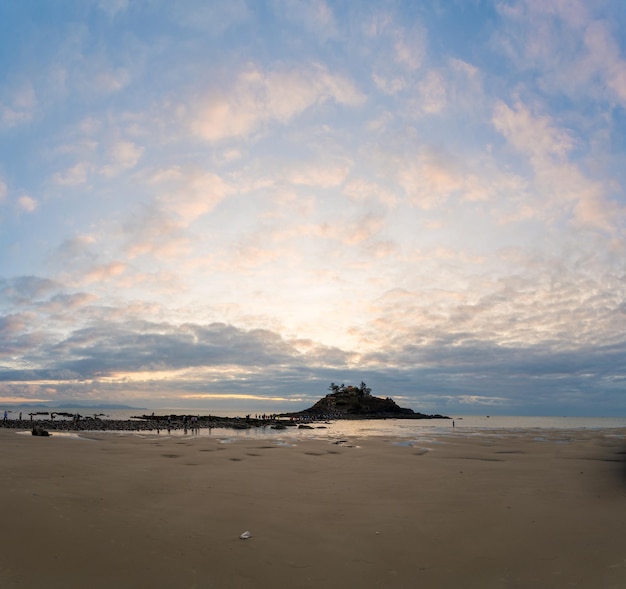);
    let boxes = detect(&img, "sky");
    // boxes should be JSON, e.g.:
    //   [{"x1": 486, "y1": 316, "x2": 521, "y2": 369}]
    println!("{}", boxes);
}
[{"x1": 1, "y1": 0, "x2": 625, "y2": 416}]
